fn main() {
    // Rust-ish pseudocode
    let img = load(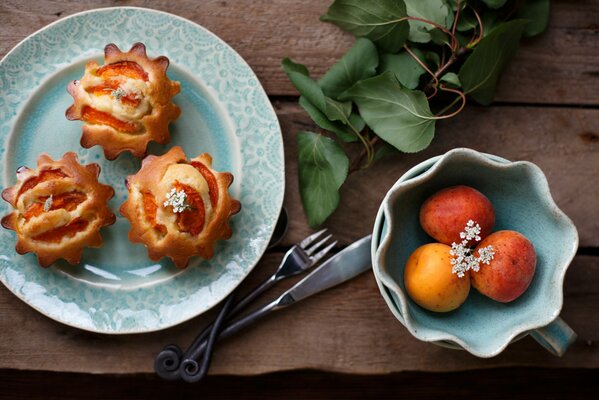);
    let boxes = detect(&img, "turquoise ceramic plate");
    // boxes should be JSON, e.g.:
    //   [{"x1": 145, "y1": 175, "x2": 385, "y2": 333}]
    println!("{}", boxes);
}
[{"x1": 0, "y1": 7, "x2": 284, "y2": 333}]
